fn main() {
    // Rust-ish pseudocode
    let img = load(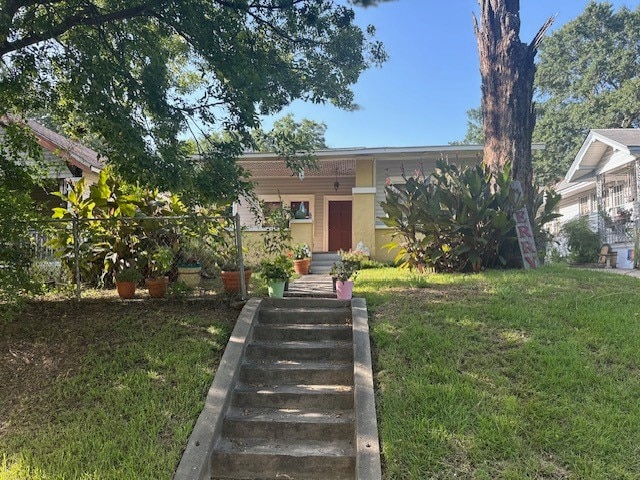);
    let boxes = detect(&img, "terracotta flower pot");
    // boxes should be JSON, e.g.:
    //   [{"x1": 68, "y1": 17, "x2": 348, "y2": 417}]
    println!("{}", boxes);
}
[
  {"x1": 293, "y1": 258, "x2": 310, "y2": 275},
  {"x1": 145, "y1": 276, "x2": 169, "y2": 298},
  {"x1": 220, "y1": 269, "x2": 252, "y2": 294},
  {"x1": 116, "y1": 281, "x2": 136, "y2": 299}
]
